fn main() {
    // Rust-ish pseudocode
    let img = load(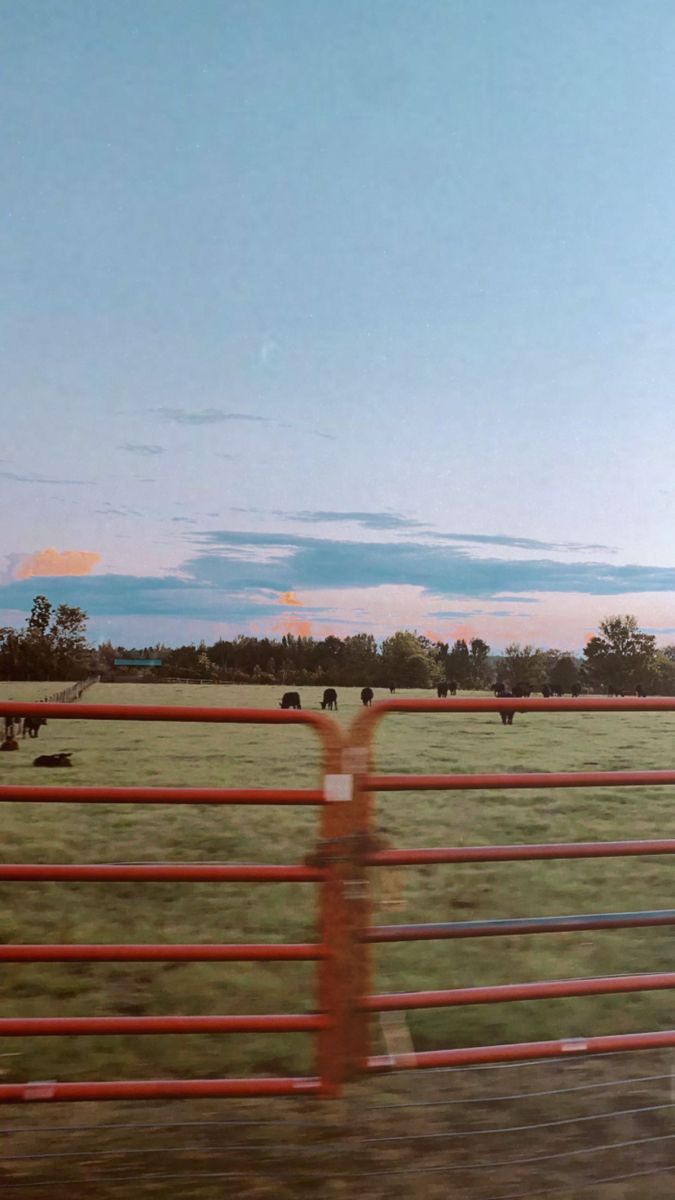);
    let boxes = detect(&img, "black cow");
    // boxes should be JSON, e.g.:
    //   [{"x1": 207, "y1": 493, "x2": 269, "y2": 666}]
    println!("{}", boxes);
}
[
  {"x1": 635, "y1": 685, "x2": 647, "y2": 698},
  {"x1": 23, "y1": 716, "x2": 47, "y2": 739},
  {"x1": 388, "y1": 684, "x2": 396, "y2": 693},
  {"x1": 279, "y1": 692, "x2": 302, "y2": 710},
  {"x1": 34, "y1": 753, "x2": 72, "y2": 768},
  {"x1": 437, "y1": 682, "x2": 448, "y2": 698},
  {"x1": 571, "y1": 685, "x2": 582, "y2": 698},
  {"x1": 607, "y1": 686, "x2": 625, "y2": 698},
  {"x1": 360, "y1": 687, "x2": 374, "y2": 707},
  {"x1": 495, "y1": 684, "x2": 515, "y2": 725},
  {"x1": 320, "y1": 688, "x2": 338, "y2": 711},
  {"x1": 447, "y1": 680, "x2": 458, "y2": 696},
  {"x1": 541, "y1": 685, "x2": 552, "y2": 698}
]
